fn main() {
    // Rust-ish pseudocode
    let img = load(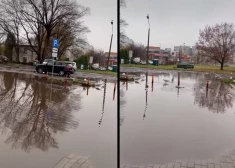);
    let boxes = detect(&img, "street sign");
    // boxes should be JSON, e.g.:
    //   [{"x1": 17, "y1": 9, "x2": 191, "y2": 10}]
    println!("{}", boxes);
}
[
  {"x1": 52, "y1": 48, "x2": 58, "y2": 53},
  {"x1": 52, "y1": 52, "x2": 57, "y2": 58},
  {"x1": 129, "y1": 50, "x2": 133, "y2": 58},
  {"x1": 52, "y1": 38, "x2": 59, "y2": 48},
  {"x1": 89, "y1": 56, "x2": 93, "y2": 64}
]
